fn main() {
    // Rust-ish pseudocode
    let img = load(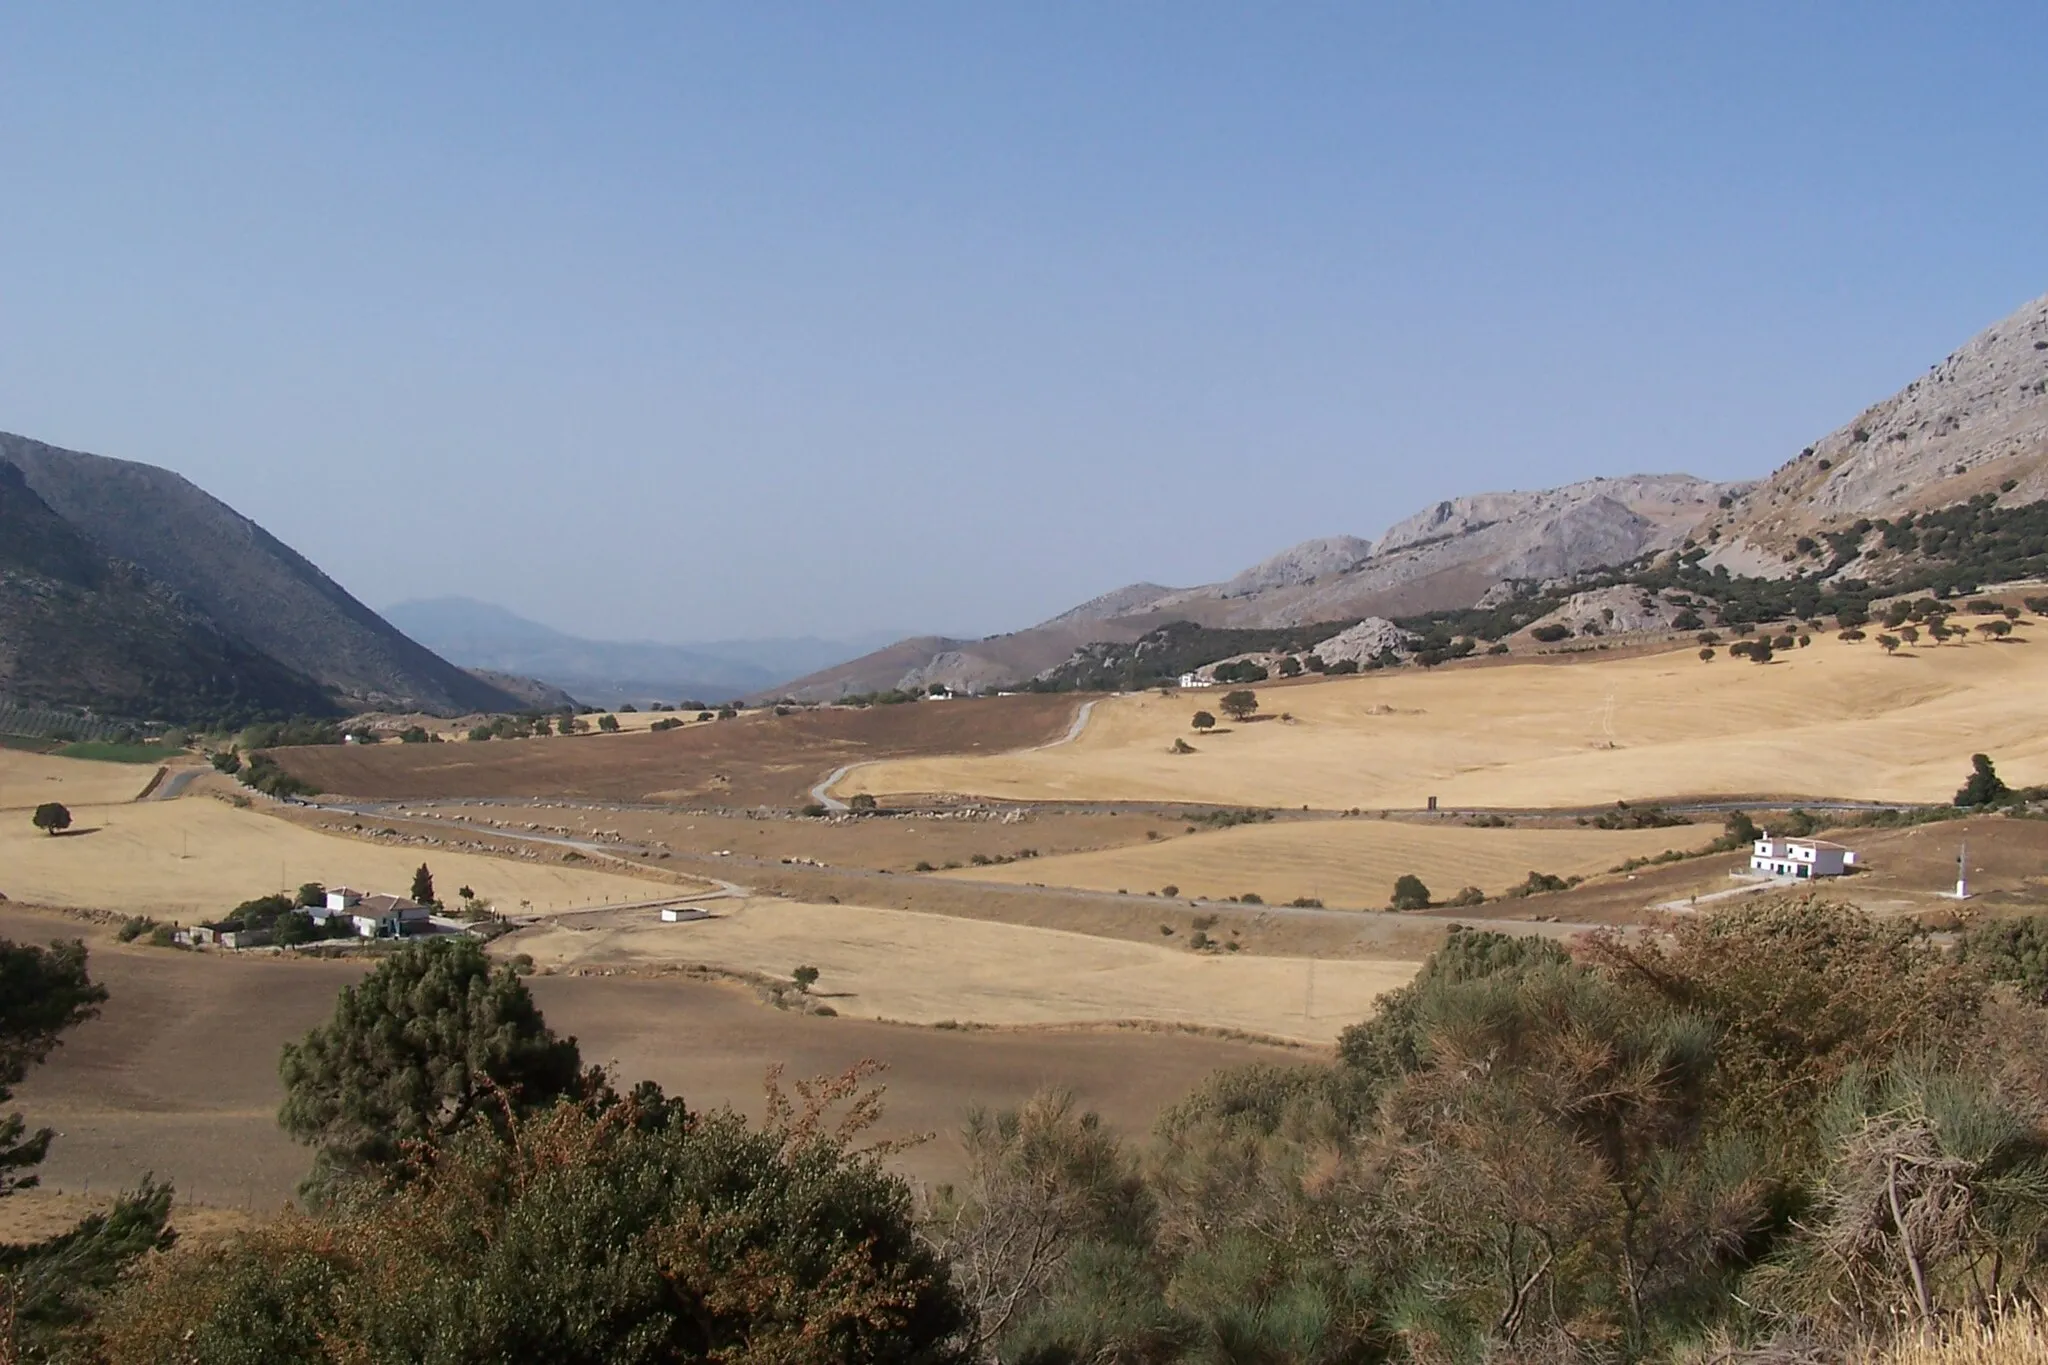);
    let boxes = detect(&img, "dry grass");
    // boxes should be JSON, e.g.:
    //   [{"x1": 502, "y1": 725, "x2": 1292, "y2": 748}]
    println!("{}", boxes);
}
[
  {"x1": 1858, "y1": 1308, "x2": 2048, "y2": 1364},
  {"x1": 0, "y1": 791, "x2": 675, "y2": 919},
  {"x1": 0, "y1": 750, "x2": 165, "y2": 811},
  {"x1": 843, "y1": 637, "x2": 2048, "y2": 810},
  {"x1": 510, "y1": 897, "x2": 1419, "y2": 1044},
  {"x1": 937, "y1": 817, "x2": 1708, "y2": 908}
]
